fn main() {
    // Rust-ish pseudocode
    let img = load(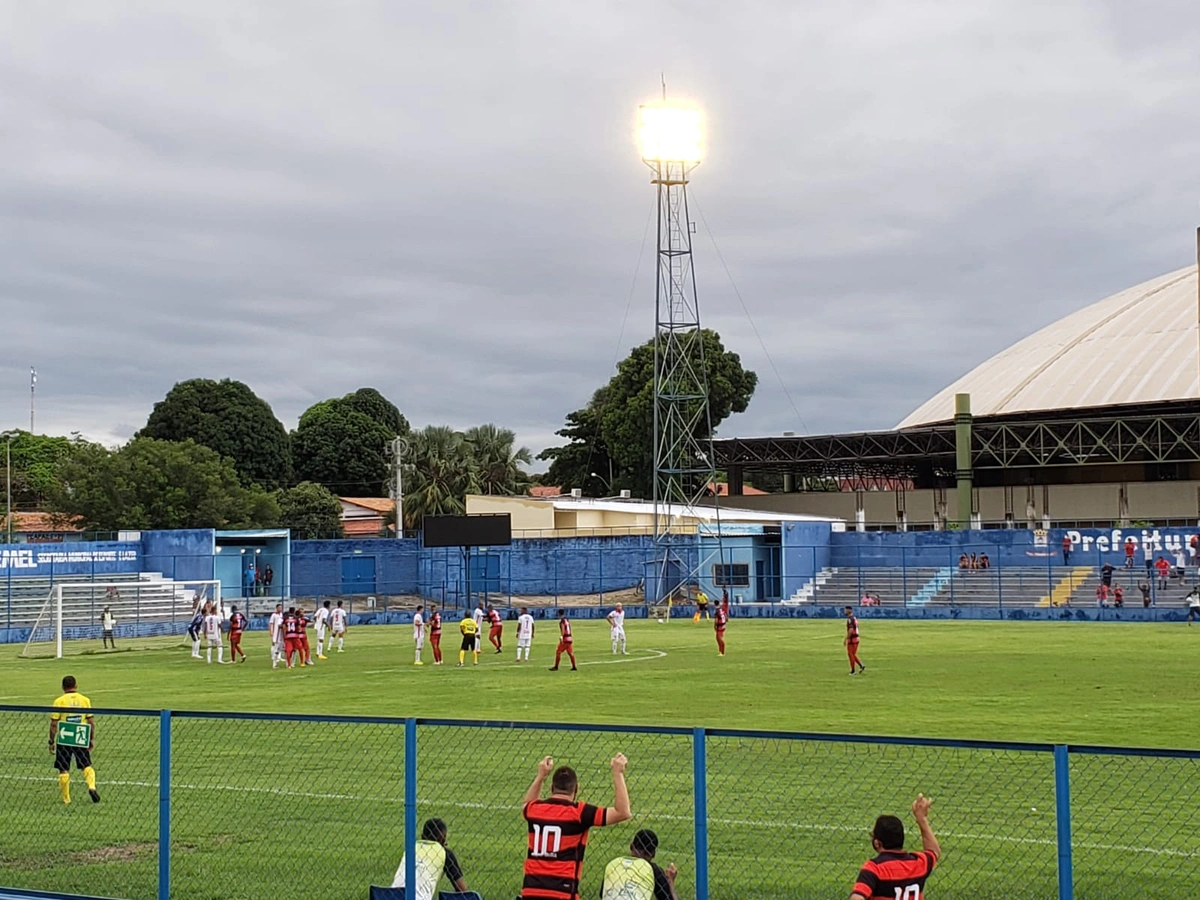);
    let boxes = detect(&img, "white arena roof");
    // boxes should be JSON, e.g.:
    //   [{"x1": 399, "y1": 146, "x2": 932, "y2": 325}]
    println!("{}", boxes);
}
[{"x1": 899, "y1": 265, "x2": 1200, "y2": 428}]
